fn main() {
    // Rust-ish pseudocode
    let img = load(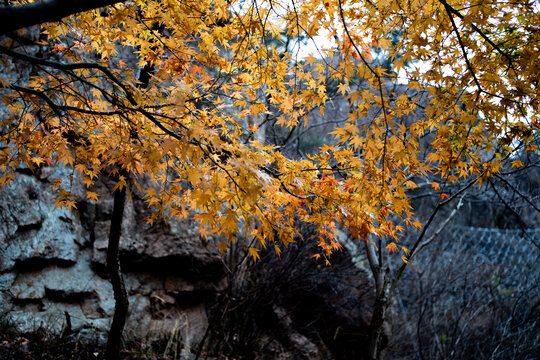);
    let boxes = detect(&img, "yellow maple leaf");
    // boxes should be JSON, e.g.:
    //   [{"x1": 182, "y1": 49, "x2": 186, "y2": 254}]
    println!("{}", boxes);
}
[
  {"x1": 248, "y1": 247, "x2": 260, "y2": 262},
  {"x1": 86, "y1": 191, "x2": 100, "y2": 202},
  {"x1": 386, "y1": 242, "x2": 398, "y2": 254}
]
